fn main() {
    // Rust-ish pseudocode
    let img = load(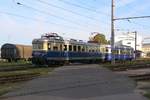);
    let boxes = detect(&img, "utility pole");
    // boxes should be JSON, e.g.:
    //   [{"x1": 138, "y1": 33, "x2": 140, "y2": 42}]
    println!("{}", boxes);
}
[
  {"x1": 134, "y1": 31, "x2": 137, "y2": 60},
  {"x1": 111, "y1": 0, "x2": 115, "y2": 64}
]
